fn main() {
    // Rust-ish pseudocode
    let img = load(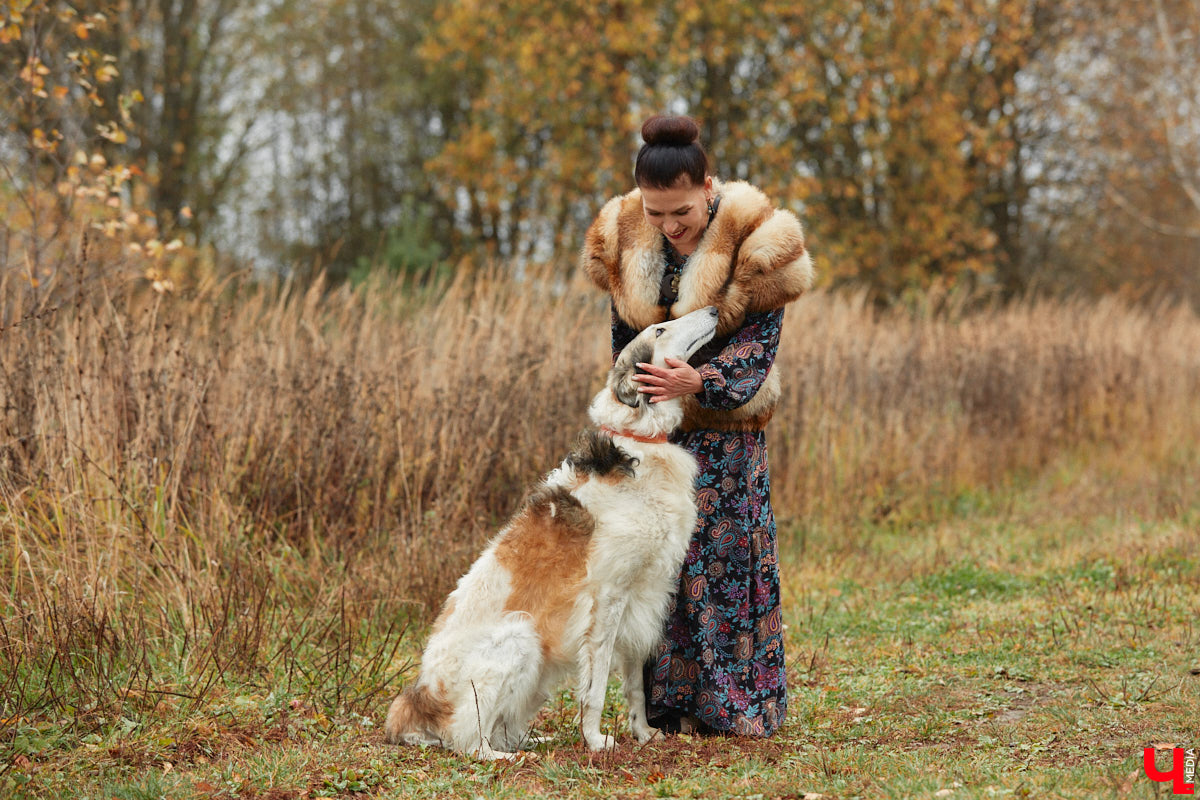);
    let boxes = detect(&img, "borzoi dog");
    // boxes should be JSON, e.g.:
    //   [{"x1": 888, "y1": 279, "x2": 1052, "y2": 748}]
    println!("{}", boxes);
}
[{"x1": 384, "y1": 306, "x2": 719, "y2": 759}]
